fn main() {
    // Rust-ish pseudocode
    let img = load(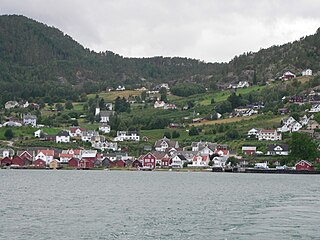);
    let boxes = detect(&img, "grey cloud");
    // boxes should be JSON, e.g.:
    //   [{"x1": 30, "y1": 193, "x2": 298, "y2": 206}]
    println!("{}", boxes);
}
[{"x1": 1, "y1": 0, "x2": 320, "y2": 62}]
